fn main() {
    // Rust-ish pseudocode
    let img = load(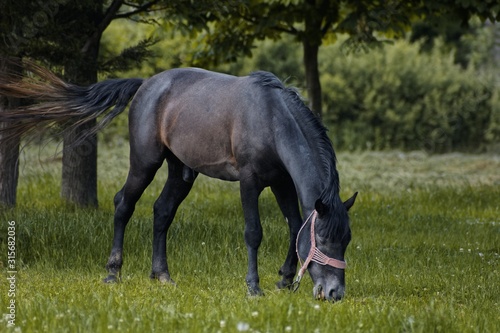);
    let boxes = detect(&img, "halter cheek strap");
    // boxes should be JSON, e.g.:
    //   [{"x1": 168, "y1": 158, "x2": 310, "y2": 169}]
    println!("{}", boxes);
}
[{"x1": 292, "y1": 210, "x2": 347, "y2": 292}]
